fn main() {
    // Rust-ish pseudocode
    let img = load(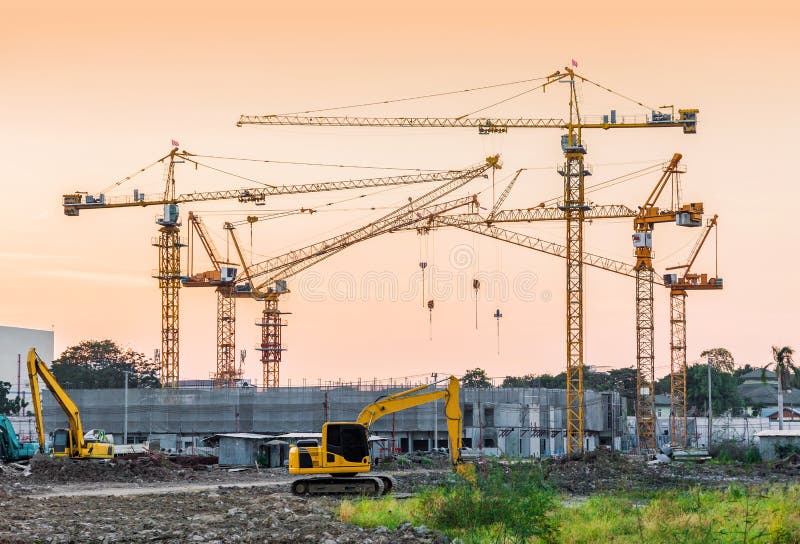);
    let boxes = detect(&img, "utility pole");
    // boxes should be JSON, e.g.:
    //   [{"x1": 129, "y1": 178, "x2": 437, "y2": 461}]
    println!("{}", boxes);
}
[
  {"x1": 431, "y1": 373, "x2": 438, "y2": 450},
  {"x1": 707, "y1": 357, "x2": 713, "y2": 448},
  {"x1": 123, "y1": 370, "x2": 130, "y2": 444},
  {"x1": 17, "y1": 354, "x2": 21, "y2": 415}
]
